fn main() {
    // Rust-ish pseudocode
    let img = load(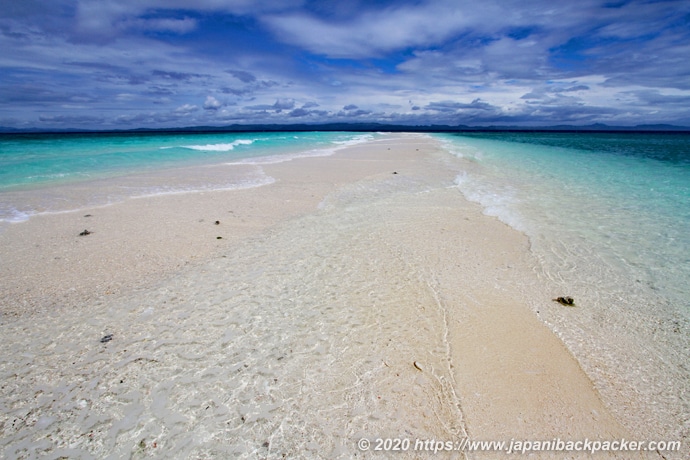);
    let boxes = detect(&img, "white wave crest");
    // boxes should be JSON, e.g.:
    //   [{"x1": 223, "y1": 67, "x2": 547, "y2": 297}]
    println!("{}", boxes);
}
[
  {"x1": 182, "y1": 139, "x2": 255, "y2": 151},
  {"x1": 0, "y1": 206, "x2": 34, "y2": 223},
  {"x1": 225, "y1": 134, "x2": 377, "y2": 166}
]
